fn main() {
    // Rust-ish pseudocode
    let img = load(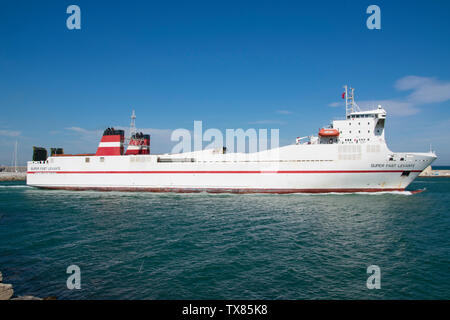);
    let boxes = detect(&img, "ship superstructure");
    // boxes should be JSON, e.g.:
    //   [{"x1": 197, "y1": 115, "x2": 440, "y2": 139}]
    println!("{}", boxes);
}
[{"x1": 27, "y1": 88, "x2": 437, "y2": 193}]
